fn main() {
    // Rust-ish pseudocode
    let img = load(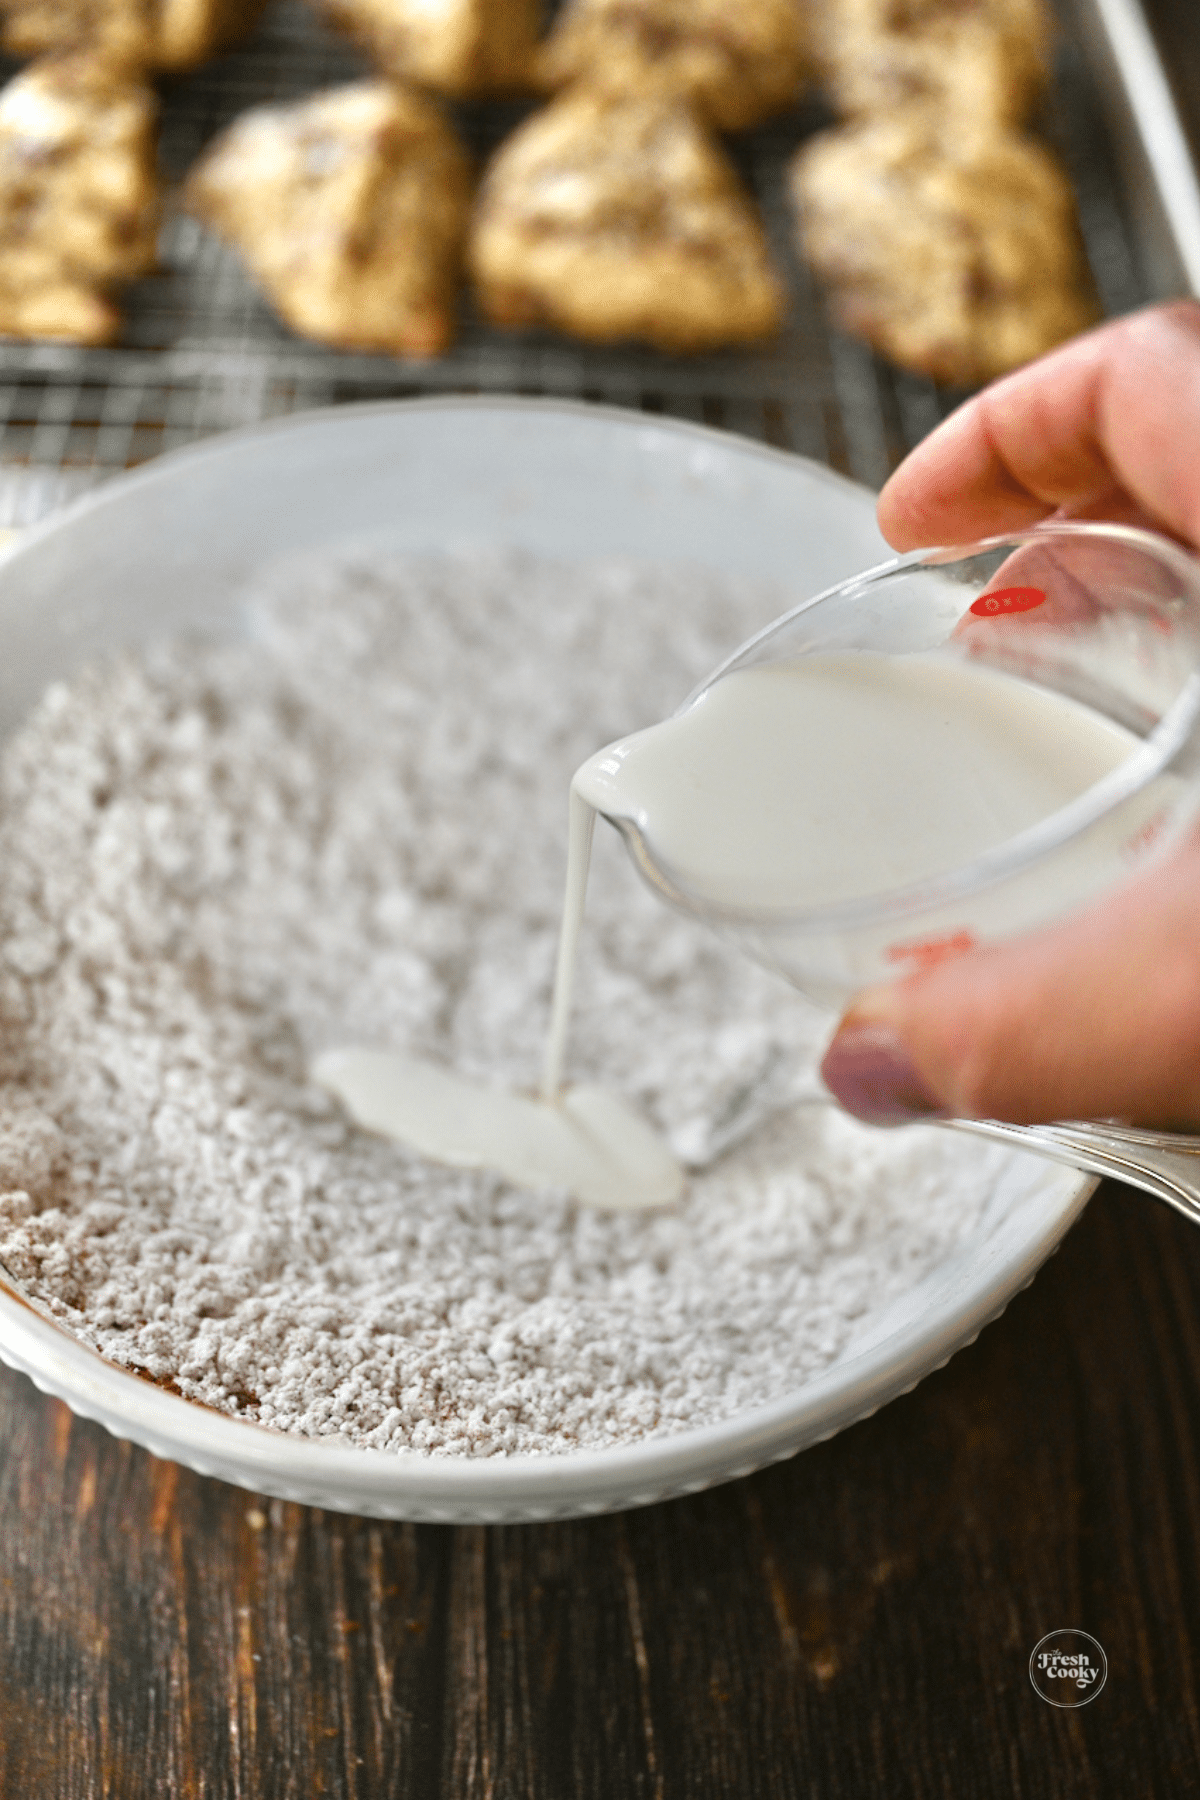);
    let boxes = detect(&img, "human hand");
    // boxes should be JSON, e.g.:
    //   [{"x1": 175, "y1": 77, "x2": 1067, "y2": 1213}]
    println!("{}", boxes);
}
[{"x1": 821, "y1": 301, "x2": 1200, "y2": 1130}]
